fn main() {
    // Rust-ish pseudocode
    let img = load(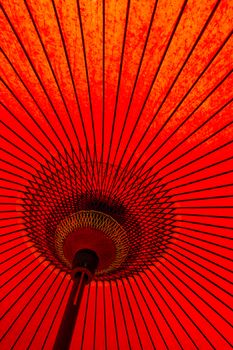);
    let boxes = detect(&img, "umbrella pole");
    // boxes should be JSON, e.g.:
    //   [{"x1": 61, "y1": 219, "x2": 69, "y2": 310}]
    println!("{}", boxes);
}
[
  {"x1": 53, "y1": 249, "x2": 99, "y2": 350},
  {"x1": 53, "y1": 272, "x2": 86, "y2": 350}
]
